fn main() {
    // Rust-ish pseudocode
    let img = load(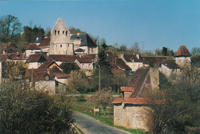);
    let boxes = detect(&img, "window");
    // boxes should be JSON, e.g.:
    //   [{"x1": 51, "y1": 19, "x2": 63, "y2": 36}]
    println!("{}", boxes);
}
[
  {"x1": 82, "y1": 64, "x2": 84, "y2": 68},
  {"x1": 55, "y1": 30, "x2": 56, "y2": 35},
  {"x1": 58, "y1": 31, "x2": 60, "y2": 35},
  {"x1": 60, "y1": 44, "x2": 62, "y2": 47},
  {"x1": 89, "y1": 64, "x2": 90, "y2": 68},
  {"x1": 63, "y1": 31, "x2": 64, "y2": 34},
  {"x1": 66, "y1": 31, "x2": 68, "y2": 36},
  {"x1": 68, "y1": 44, "x2": 69, "y2": 47}
]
